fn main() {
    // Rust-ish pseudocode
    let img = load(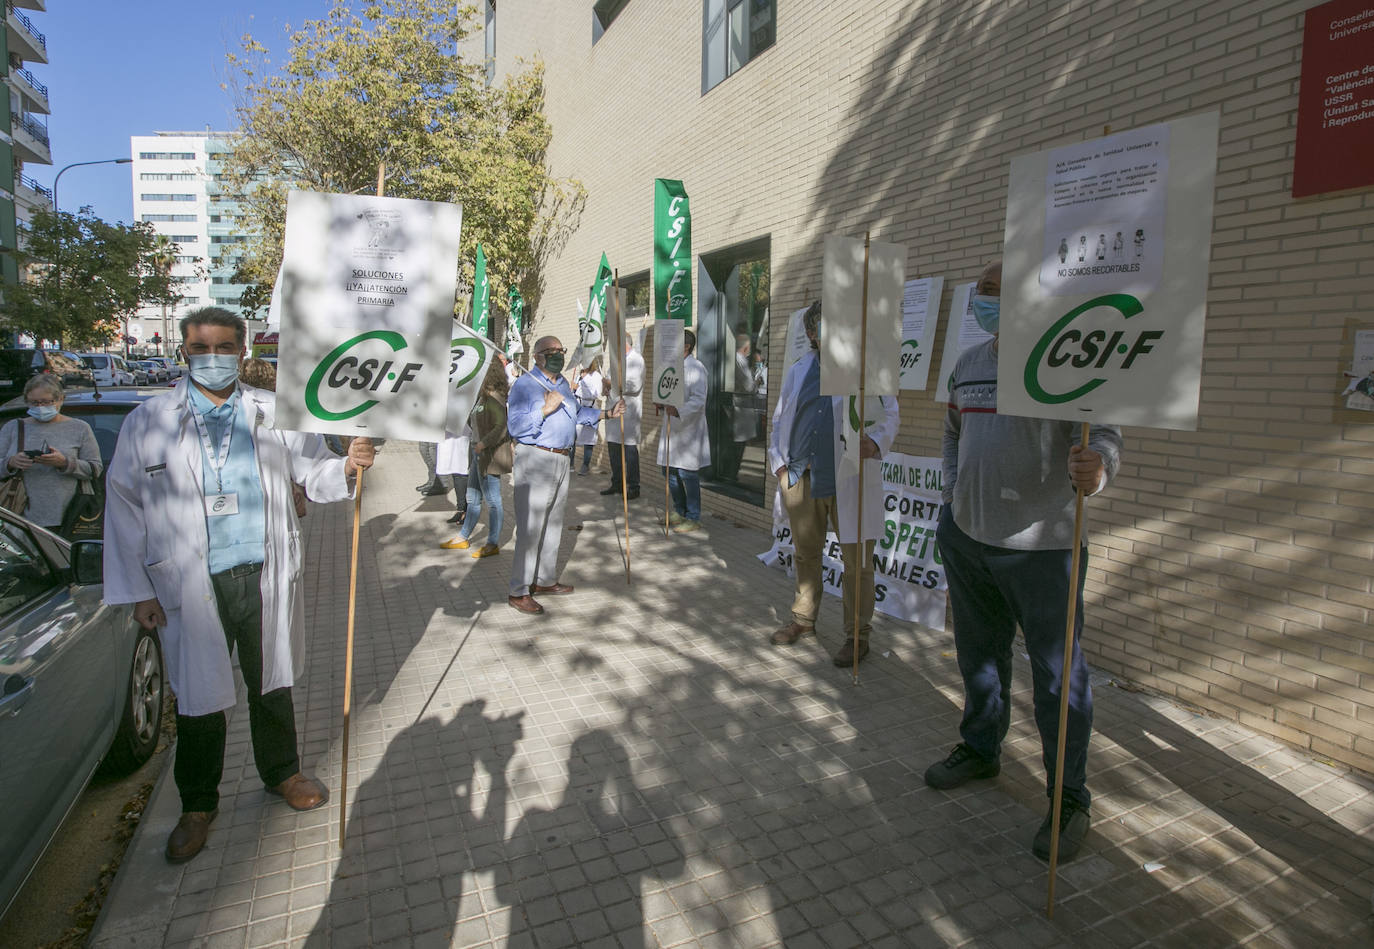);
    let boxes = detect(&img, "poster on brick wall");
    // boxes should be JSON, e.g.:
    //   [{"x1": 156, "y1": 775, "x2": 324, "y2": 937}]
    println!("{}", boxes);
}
[
  {"x1": 999, "y1": 112, "x2": 1220, "y2": 431},
  {"x1": 1294, "y1": 0, "x2": 1374, "y2": 197},
  {"x1": 932, "y1": 281, "x2": 994, "y2": 404},
  {"x1": 899, "y1": 276, "x2": 944, "y2": 391}
]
